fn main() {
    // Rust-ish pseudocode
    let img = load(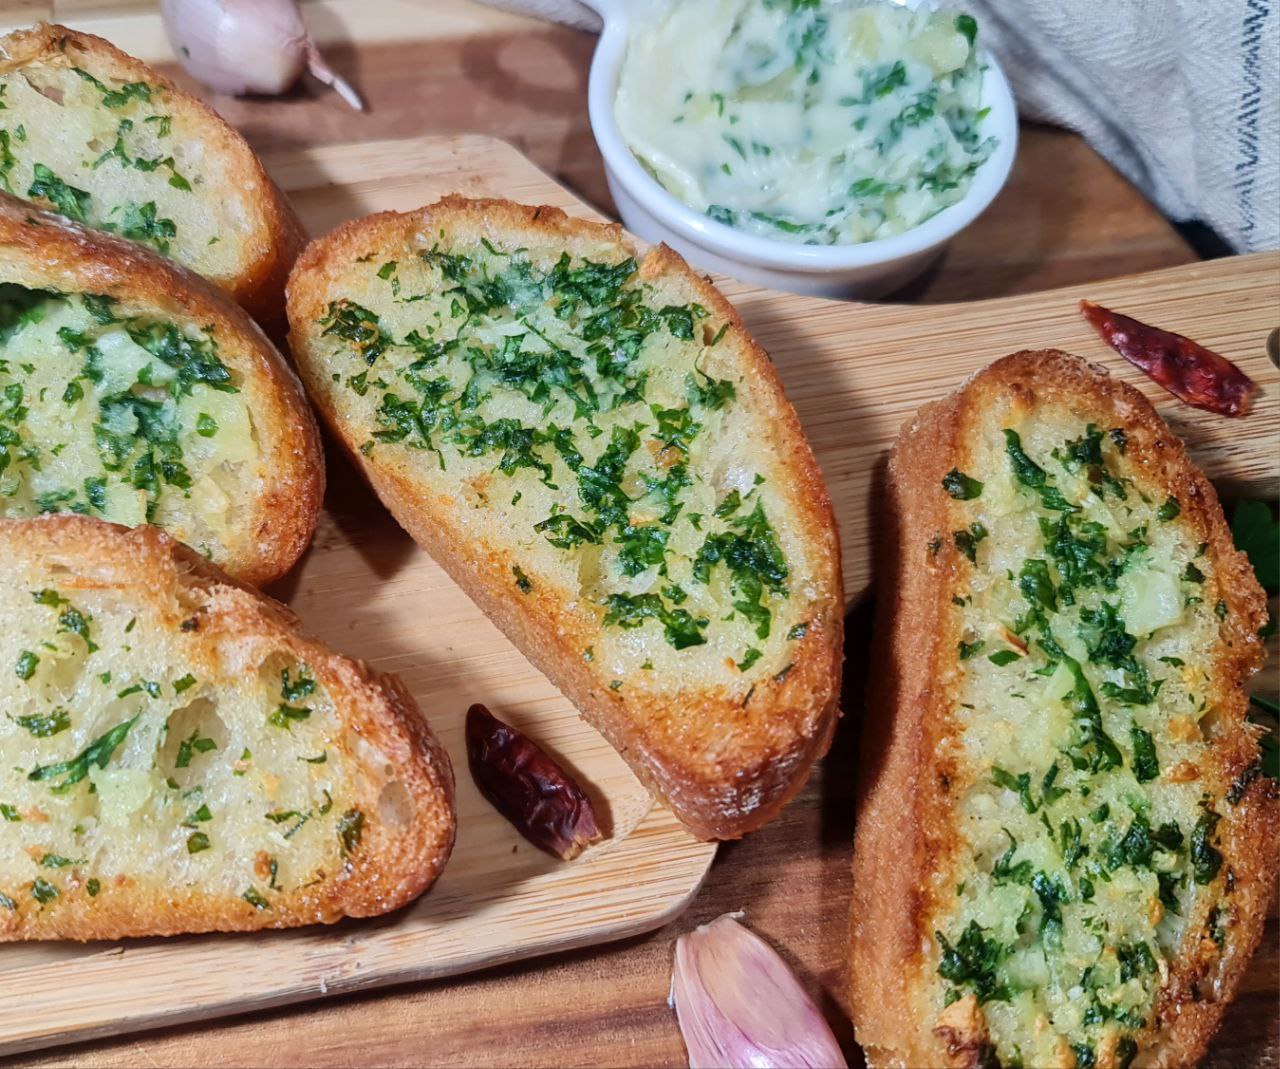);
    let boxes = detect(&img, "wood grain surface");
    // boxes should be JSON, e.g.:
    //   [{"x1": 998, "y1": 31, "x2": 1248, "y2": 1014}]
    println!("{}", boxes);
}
[{"x1": 3, "y1": 3, "x2": 1275, "y2": 1067}]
